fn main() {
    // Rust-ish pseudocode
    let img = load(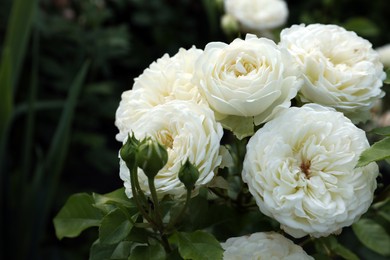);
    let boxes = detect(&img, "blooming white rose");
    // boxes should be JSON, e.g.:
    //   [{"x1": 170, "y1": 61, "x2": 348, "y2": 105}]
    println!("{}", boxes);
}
[
  {"x1": 119, "y1": 100, "x2": 223, "y2": 199},
  {"x1": 193, "y1": 34, "x2": 301, "y2": 139},
  {"x1": 222, "y1": 232, "x2": 313, "y2": 260},
  {"x1": 242, "y1": 104, "x2": 378, "y2": 238},
  {"x1": 376, "y1": 44, "x2": 390, "y2": 68},
  {"x1": 279, "y1": 23, "x2": 386, "y2": 123},
  {"x1": 115, "y1": 46, "x2": 205, "y2": 142},
  {"x1": 224, "y1": 0, "x2": 288, "y2": 32}
]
